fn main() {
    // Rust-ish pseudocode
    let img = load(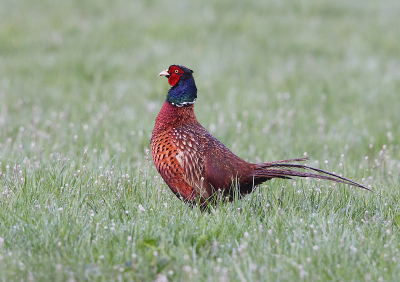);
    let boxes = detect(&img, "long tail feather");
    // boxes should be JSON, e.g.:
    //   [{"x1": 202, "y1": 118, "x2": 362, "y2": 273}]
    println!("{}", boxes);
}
[
  {"x1": 256, "y1": 159, "x2": 395, "y2": 205},
  {"x1": 262, "y1": 157, "x2": 309, "y2": 165}
]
